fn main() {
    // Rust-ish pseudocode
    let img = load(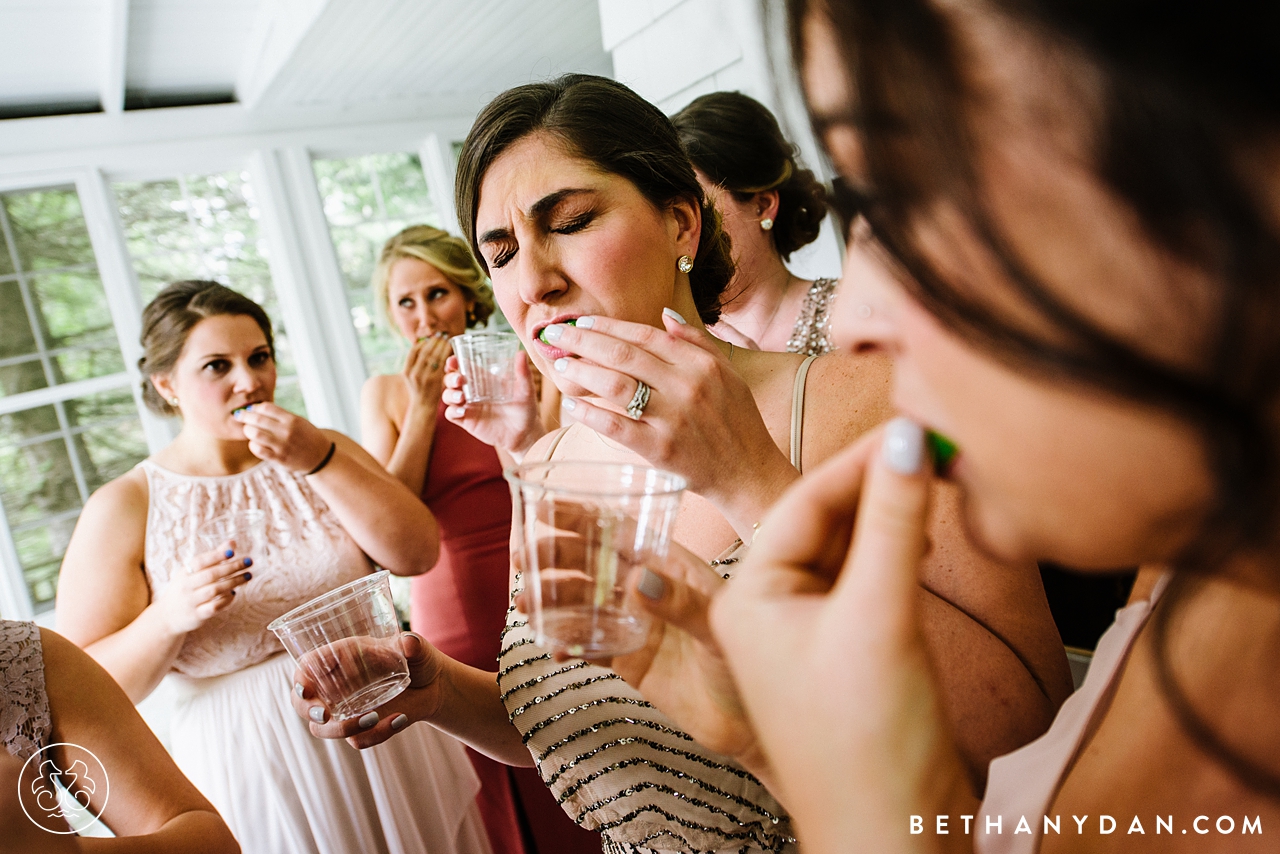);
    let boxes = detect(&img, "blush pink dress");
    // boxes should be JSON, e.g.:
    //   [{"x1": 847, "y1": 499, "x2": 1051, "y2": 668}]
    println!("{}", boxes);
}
[{"x1": 140, "y1": 458, "x2": 491, "y2": 854}]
